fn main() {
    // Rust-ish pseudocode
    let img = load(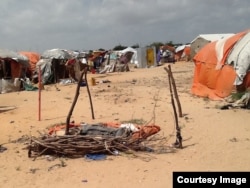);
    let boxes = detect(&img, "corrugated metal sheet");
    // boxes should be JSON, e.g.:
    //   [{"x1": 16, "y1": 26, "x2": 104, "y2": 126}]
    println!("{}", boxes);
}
[{"x1": 191, "y1": 33, "x2": 234, "y2": 43}]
